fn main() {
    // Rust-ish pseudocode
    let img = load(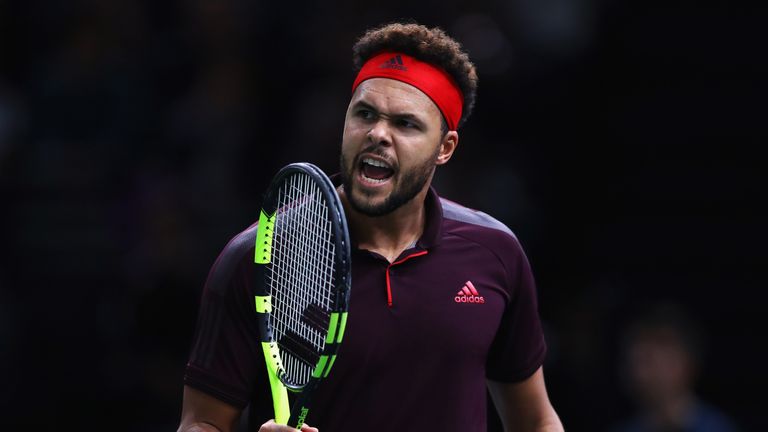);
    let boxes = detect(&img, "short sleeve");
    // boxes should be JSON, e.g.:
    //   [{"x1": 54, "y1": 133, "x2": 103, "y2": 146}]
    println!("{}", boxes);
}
[
  {"x1": 485, "y1": 237, "x2": 547, "y2": 382},
  {"x1": 184, "y1": 223, "x2": 266, "y2": 408}
]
